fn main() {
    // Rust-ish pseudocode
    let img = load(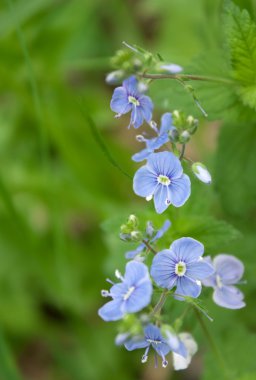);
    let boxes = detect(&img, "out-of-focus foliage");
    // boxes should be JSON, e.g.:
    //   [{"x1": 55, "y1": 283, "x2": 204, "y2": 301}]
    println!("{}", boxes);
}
[{"x1": 0, "y1": 0, "x2": 255, "y2": 379}]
